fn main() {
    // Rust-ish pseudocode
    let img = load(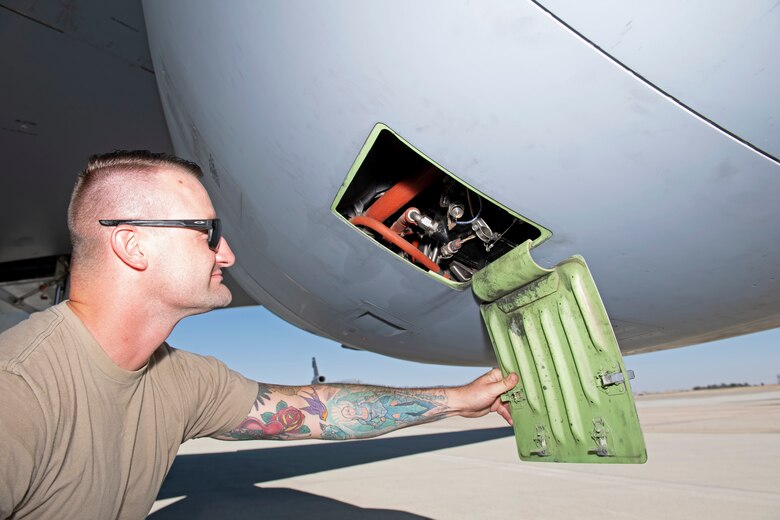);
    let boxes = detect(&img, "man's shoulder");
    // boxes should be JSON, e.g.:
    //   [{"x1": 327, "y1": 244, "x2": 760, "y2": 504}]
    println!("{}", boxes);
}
[
  {"x1": 0, "y1": 303, "x2": 68, "y2": 373},
  {"x1": 149, "y1": 343, "x2": 255, "y2": 400},
  {"x1": 149, "y1": 343, "x2": 230, "y2": 377}
]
